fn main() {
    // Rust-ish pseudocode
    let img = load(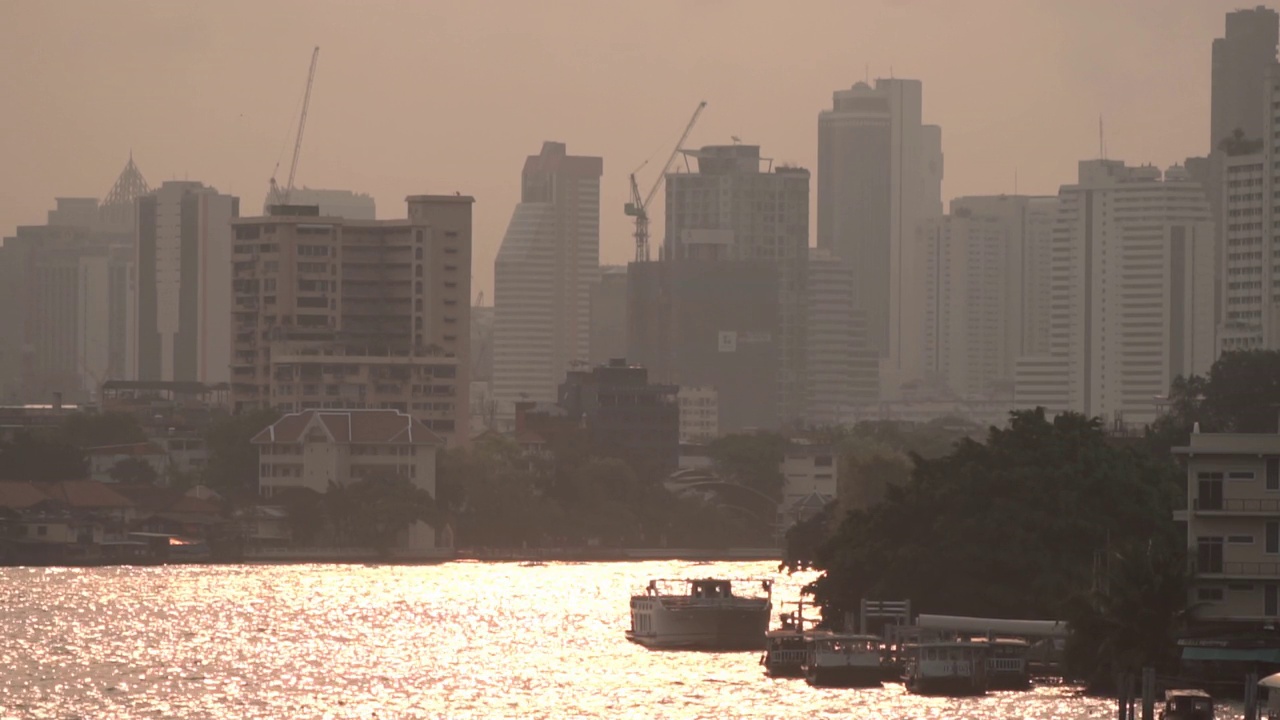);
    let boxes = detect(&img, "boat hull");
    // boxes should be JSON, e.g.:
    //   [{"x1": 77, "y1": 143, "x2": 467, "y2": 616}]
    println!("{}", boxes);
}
[
  {"x1": 629, "y1": 597, "x2": 770, "y2": 651},
  {"x1": 805, "y1": 664, "x2": 885, "y2": 688},
  {"x1": 905, "y1": 675, "x2": 987, "y2": 696}
]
